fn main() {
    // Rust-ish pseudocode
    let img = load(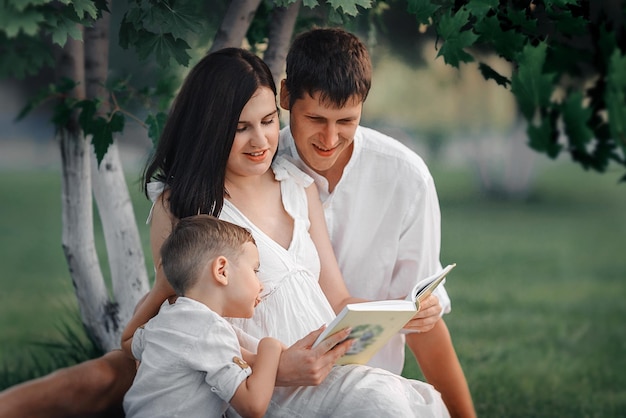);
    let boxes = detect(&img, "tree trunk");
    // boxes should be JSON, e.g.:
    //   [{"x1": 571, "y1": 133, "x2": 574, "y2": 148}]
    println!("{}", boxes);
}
[
  {"x1": 210, "y1": 0, "x2": 262, "y2": 53},
  {"x1": 84, "y1": 6, "x2": 149, "y2": 345},
  {"x1": 264, "y1": 0, "x2": 301, "y2": 87},
  {"x1": 56, "y1": 29, "x2": 119, "y2": 351}
]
